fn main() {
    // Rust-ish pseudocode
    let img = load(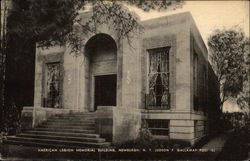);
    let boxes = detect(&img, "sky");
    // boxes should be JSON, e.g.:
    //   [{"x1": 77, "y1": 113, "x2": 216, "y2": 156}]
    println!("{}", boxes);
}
[
  {"x1": 127, "y1": 1, "x2": 249, "y2": 113},
  {"x1": 127, "y1": 0, "x2": 249, "y2": 47}
]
